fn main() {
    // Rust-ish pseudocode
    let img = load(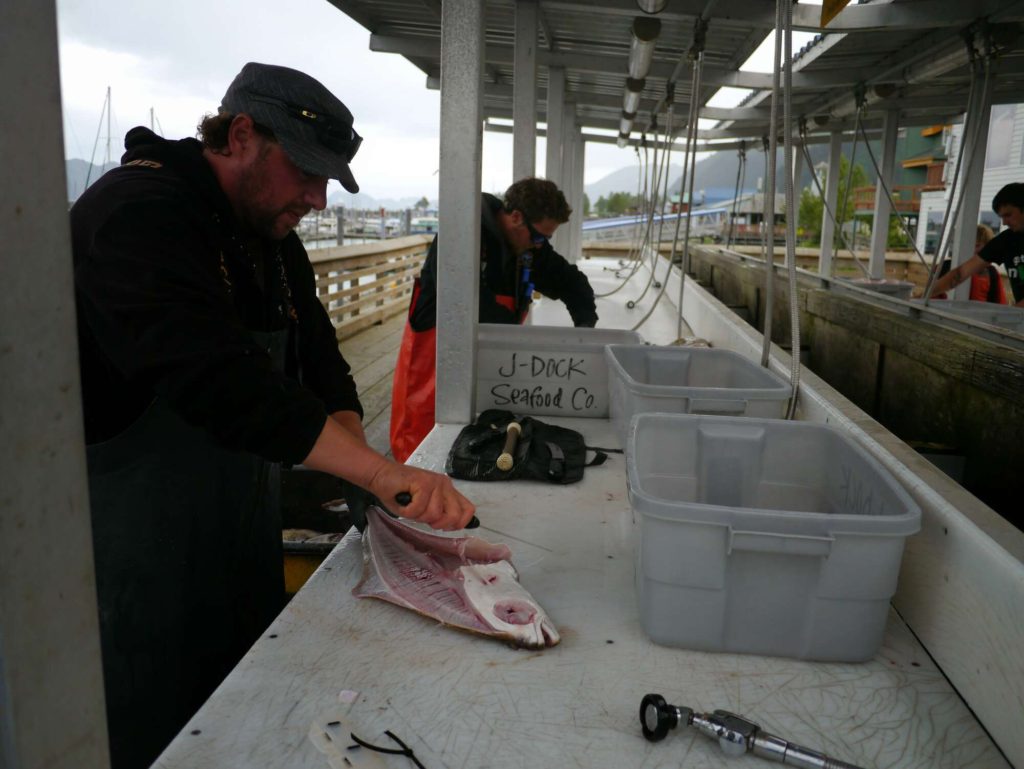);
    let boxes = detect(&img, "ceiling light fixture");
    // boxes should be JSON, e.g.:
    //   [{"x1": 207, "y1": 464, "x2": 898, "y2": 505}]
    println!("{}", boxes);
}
[
  {"x1": 623, "y1": 77, "x2": 645, "y2": 115},
  {"x1": 636, "y1": 0, "x2": 668, "y2": 13}
]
